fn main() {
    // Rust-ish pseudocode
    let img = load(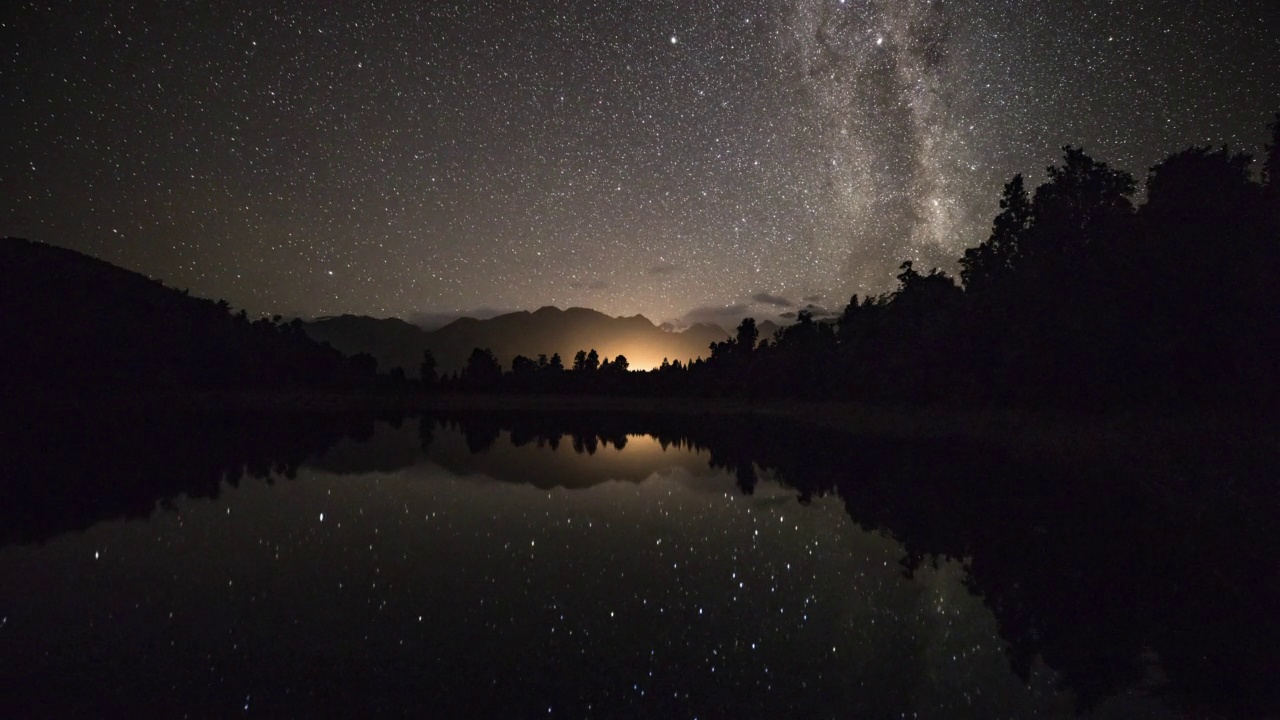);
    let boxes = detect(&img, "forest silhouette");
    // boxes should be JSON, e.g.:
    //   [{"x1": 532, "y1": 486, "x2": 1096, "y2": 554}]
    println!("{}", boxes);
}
[
  {"x1": 416, "y1": 115, "x2": 1280, "y2": 409},
  {"x1": 415, "y1": 409, "x2": 1278, "y2": 717},
  {"x1": 7, "y1": 408, "x2": 1275, "y2": 717},
  {"x1": 4, "y1": 114, "x2": 1277, "y2": 411},
  {"x1": 5, "y1": 106, "x2": 1279, "y2": 720},
  {"x1": 0, "y1": 238, "x2": 386, "y2": 395}
]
